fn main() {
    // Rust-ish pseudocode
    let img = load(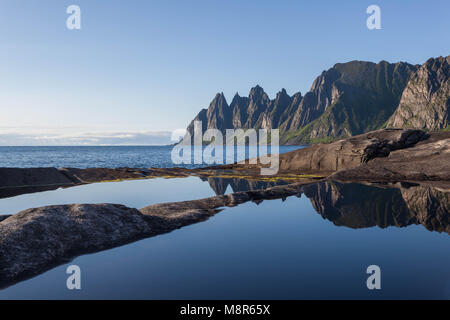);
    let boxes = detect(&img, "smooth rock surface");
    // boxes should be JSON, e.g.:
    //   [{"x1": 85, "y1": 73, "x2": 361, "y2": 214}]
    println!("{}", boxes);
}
[{"x1": 0, "y1": 204, "x2": 151, "y2": 286}]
